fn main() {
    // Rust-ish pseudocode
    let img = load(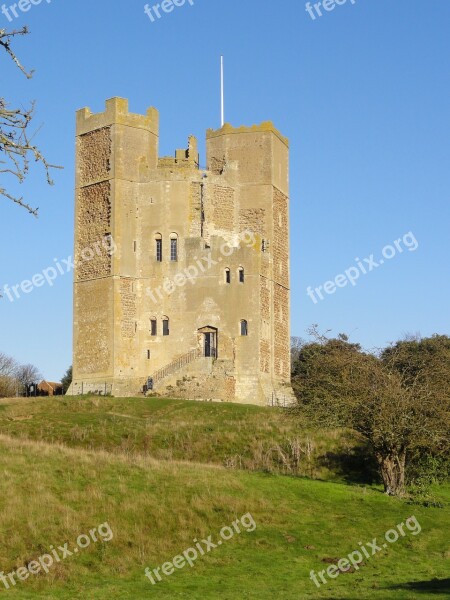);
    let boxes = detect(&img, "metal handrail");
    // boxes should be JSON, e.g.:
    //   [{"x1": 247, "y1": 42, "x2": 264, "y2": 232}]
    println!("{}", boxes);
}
[{"x1": 152, "y1": 348, "x2": 202, "y2": 385}]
